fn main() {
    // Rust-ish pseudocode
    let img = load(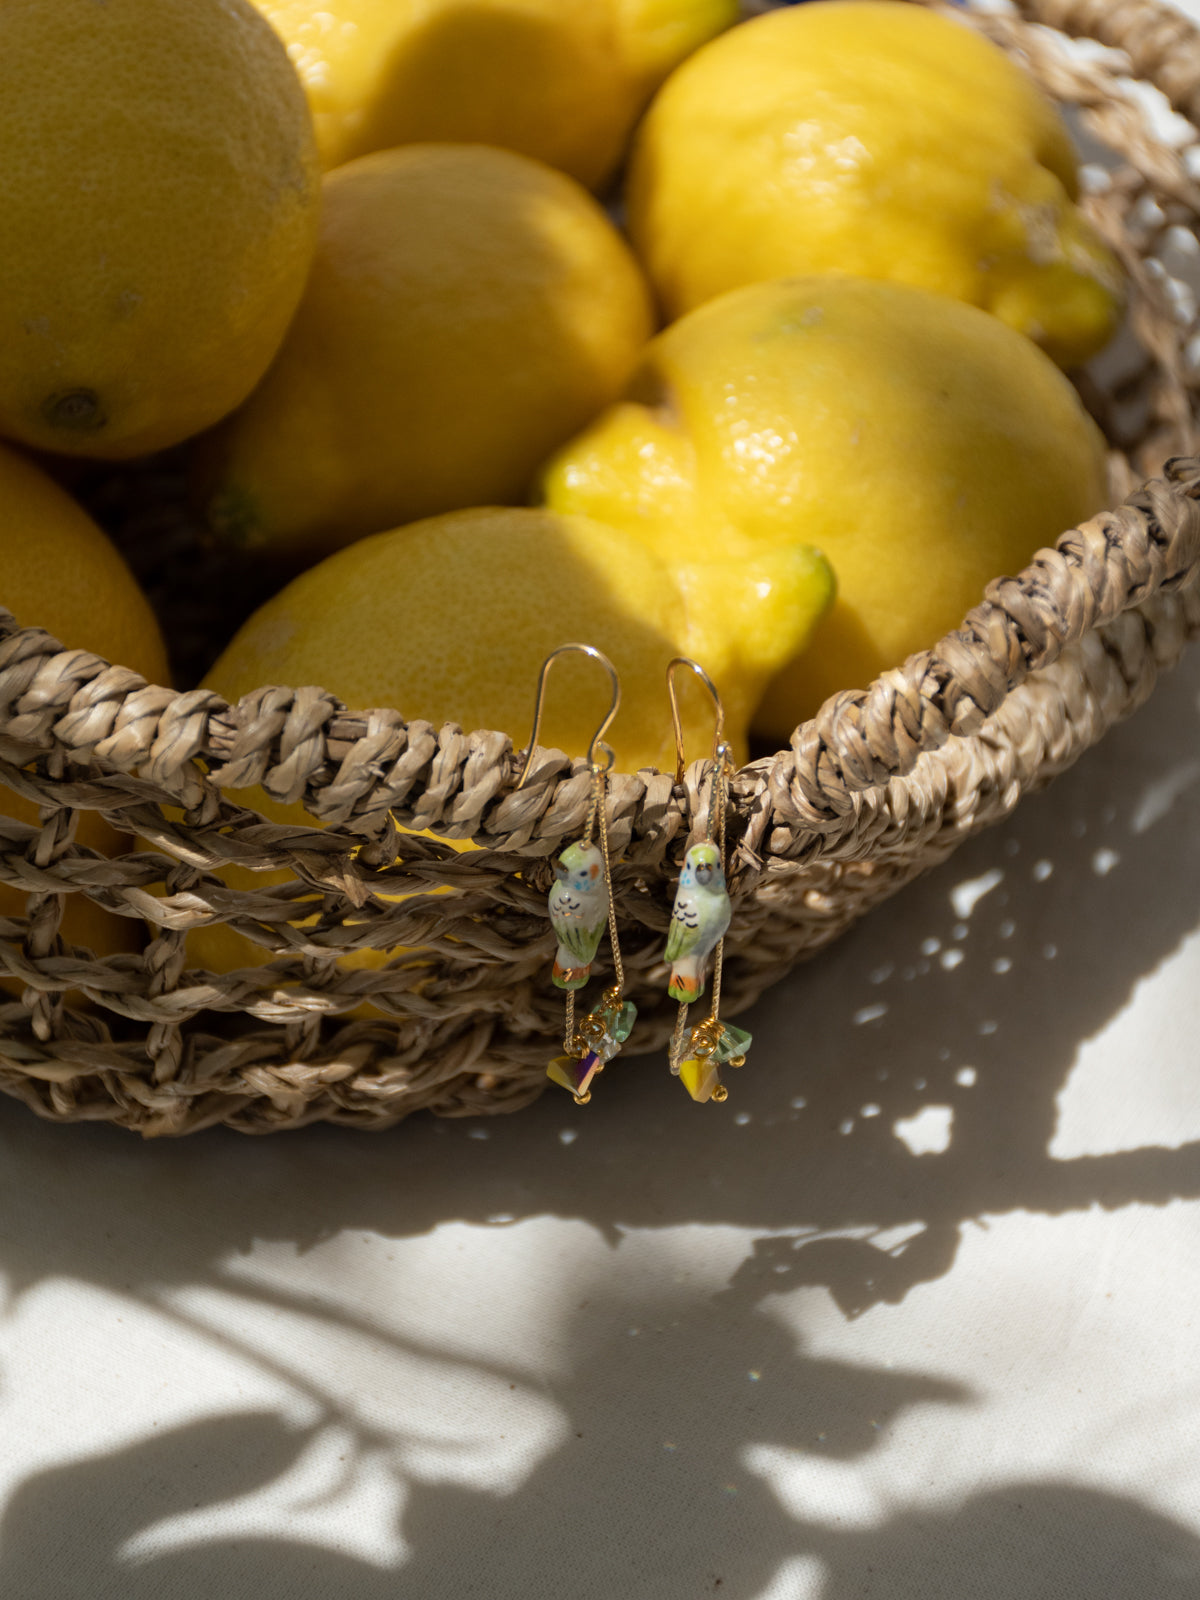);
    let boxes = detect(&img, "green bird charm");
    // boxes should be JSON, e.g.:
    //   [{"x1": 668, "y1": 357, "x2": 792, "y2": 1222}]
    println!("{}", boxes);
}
[
  {"x1": 549, "y1": 839, "x2": 608, "y2": 990},
  {"x1": 665, "y1": 840, "x2": 731, "y2": 1002}
]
